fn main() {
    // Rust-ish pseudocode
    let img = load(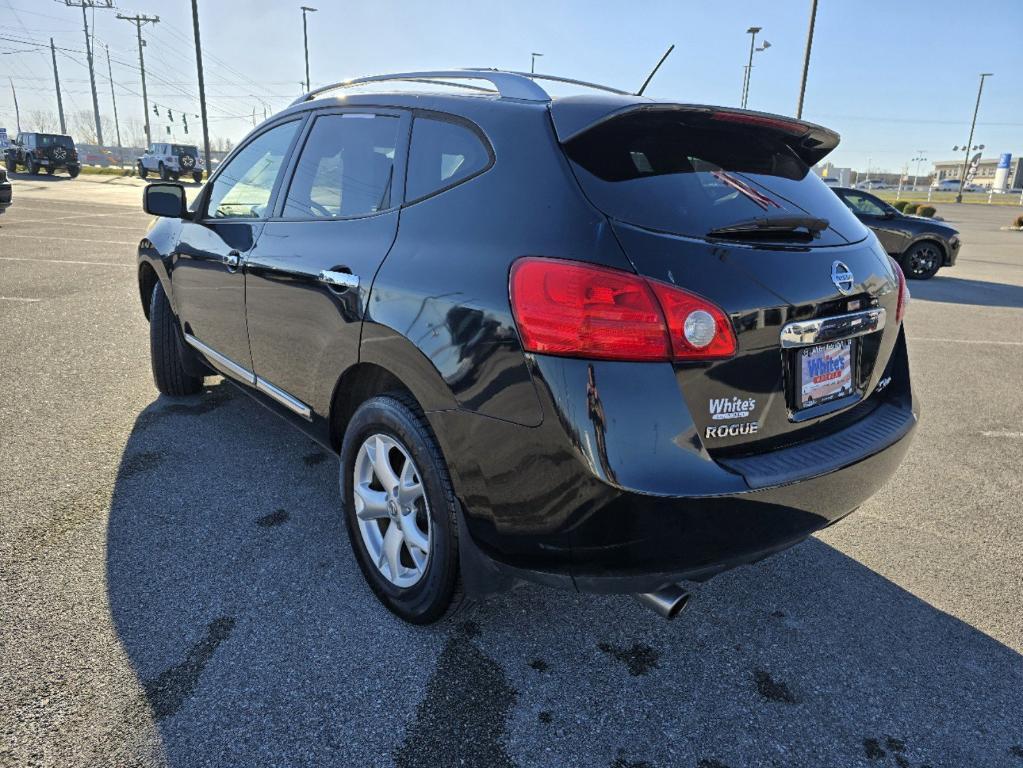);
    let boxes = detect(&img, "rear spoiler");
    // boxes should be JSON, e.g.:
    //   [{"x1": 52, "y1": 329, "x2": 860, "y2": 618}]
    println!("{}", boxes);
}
[{"x1": 551, "y1": 99, "x2": 840, "y2": 167}]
